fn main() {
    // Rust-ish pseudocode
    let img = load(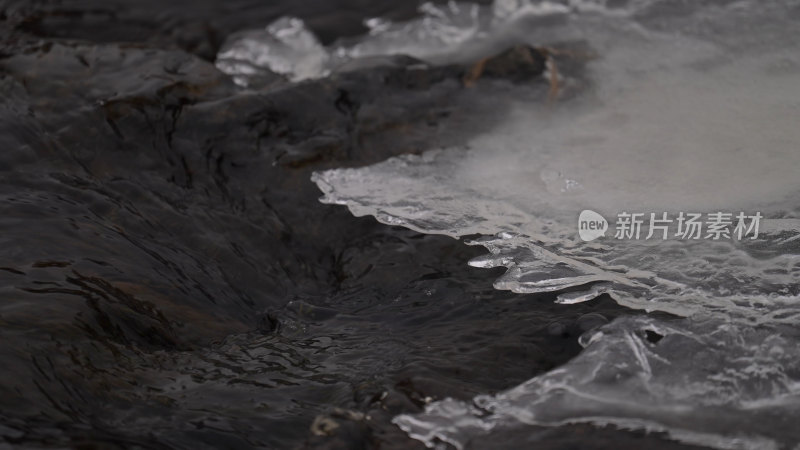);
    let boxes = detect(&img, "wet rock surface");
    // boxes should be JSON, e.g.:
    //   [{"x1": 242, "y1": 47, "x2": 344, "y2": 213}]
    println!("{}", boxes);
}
[{"x1": 1, "y1": 2, "x2": 696, "y2": 449}]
